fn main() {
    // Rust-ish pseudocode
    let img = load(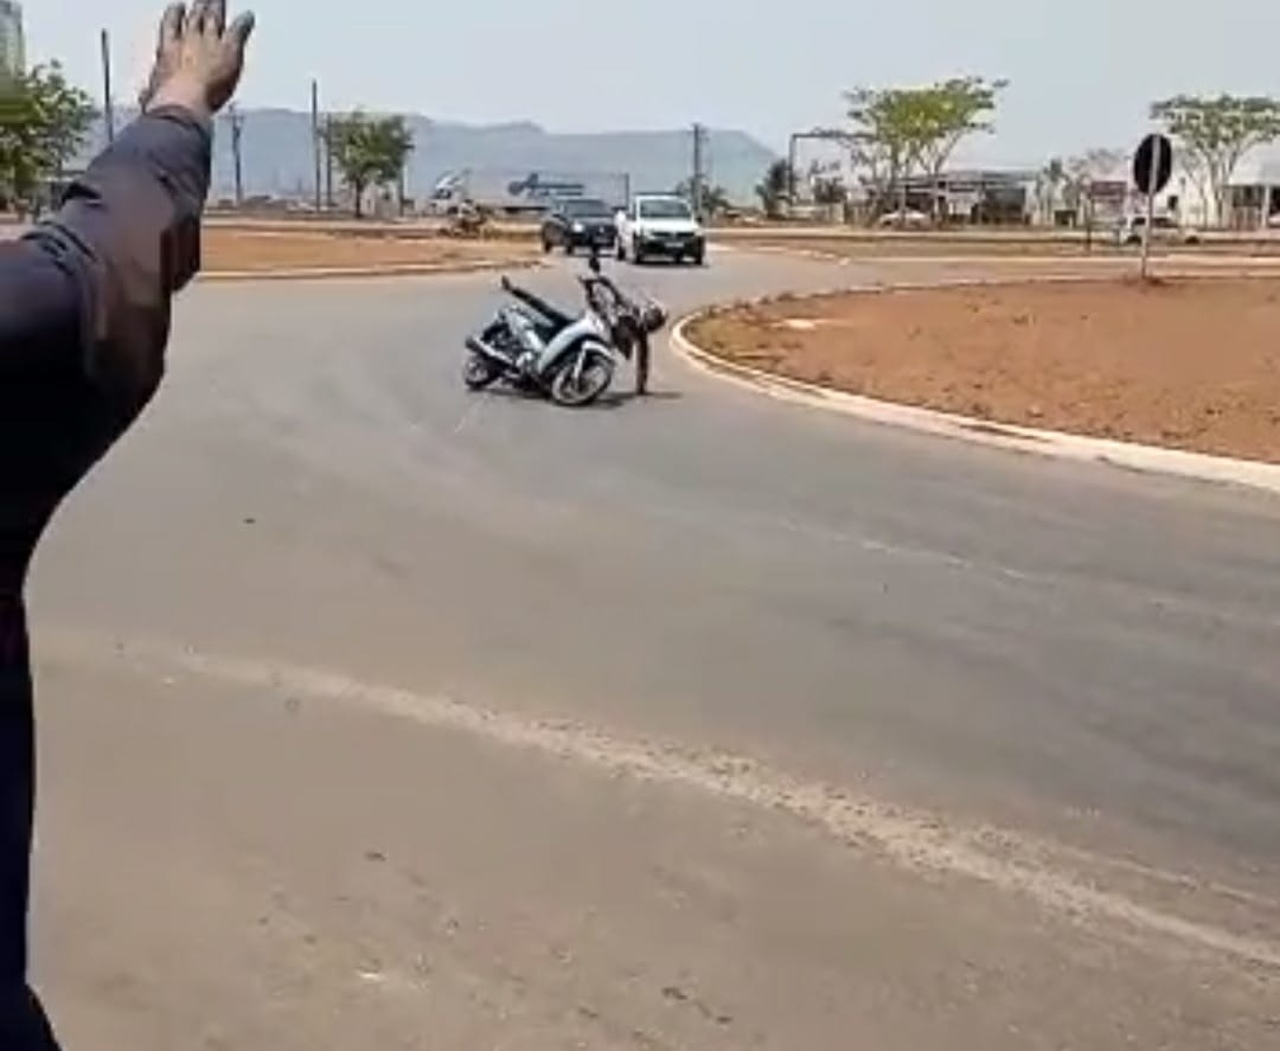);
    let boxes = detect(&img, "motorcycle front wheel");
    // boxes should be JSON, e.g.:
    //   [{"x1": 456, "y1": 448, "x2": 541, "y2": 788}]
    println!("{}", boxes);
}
[
  {"x1": 463, "y1": 350, "x2": 501, "y2": 390},
  {"x1": 549, "y1": 347, "x2": 613, "y2": 407}
]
